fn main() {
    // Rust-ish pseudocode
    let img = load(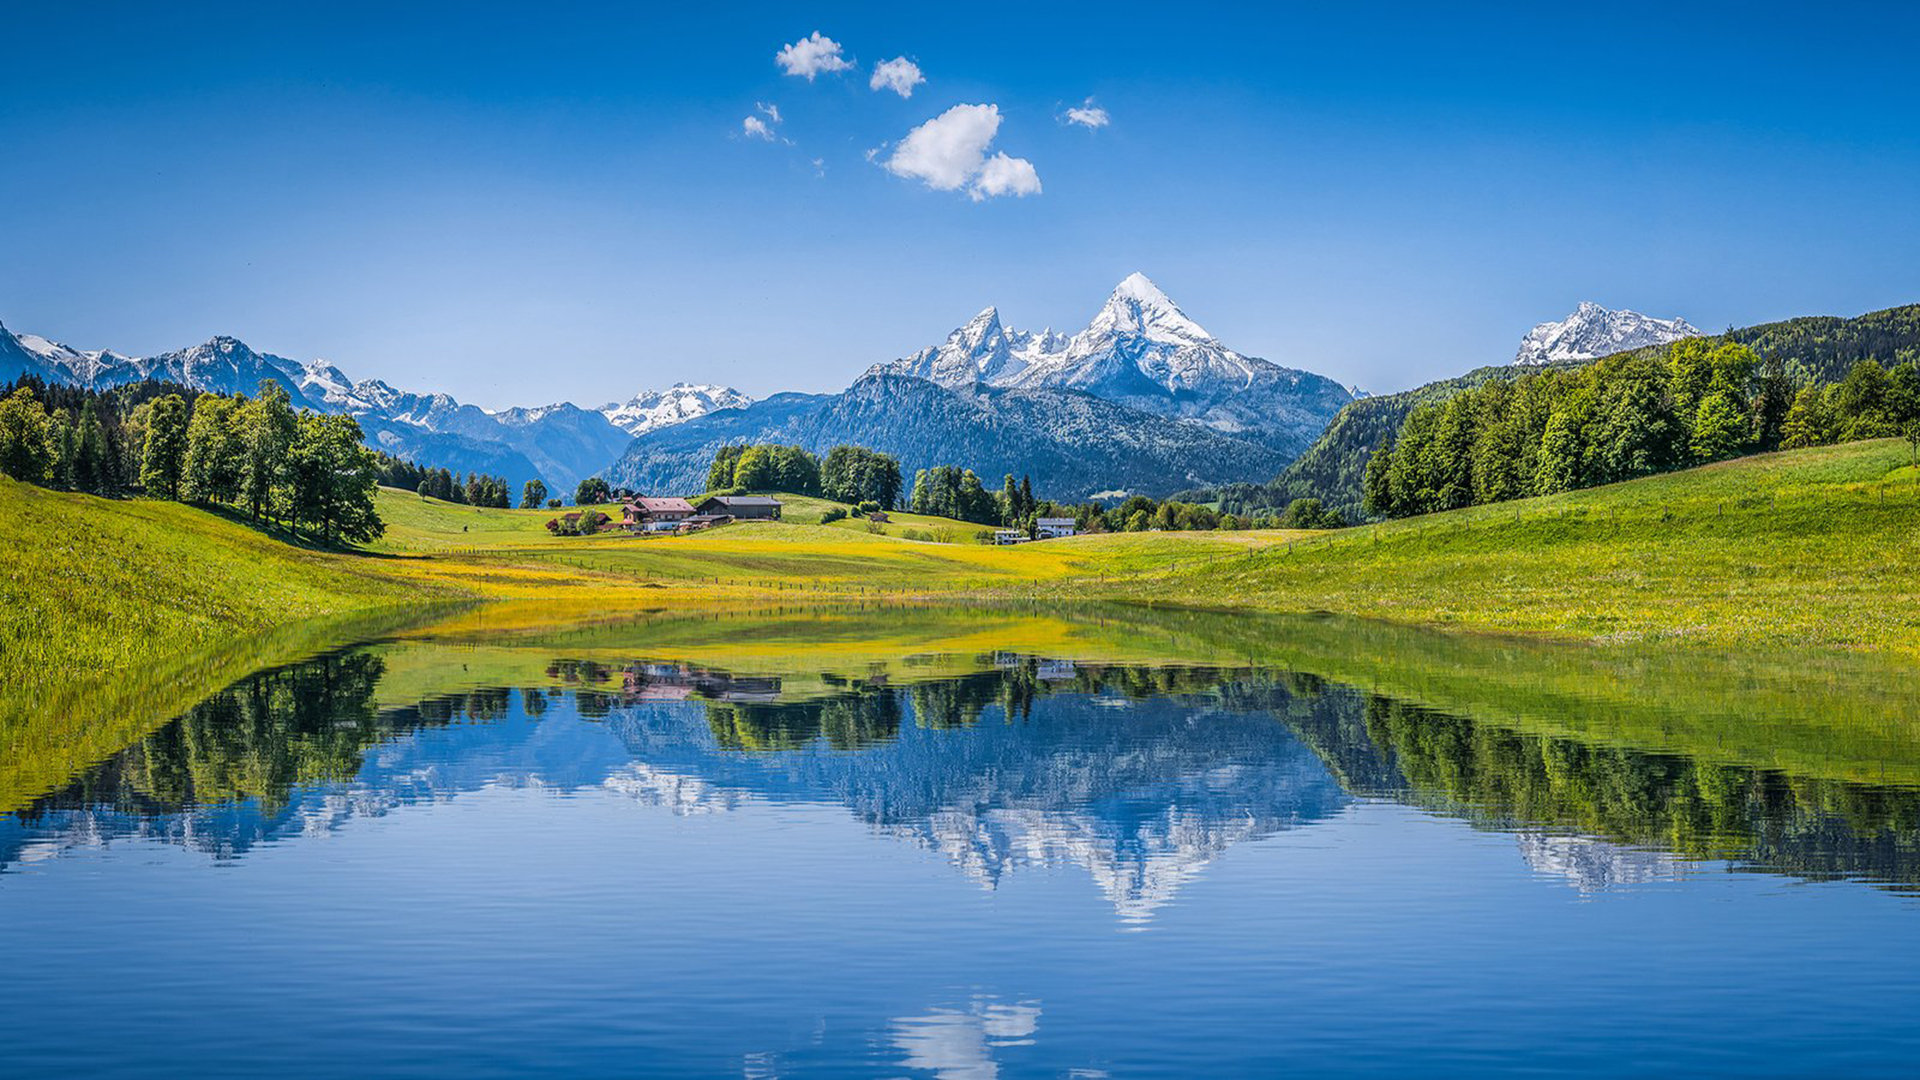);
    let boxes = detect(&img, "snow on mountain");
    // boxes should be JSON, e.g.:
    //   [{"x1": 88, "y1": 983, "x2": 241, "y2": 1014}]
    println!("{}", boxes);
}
[
  {"x1": 598, "y1": 382, "x2": 754, "y2": 436},
  {"x1": 868, "y1": 272, "x2": 1352, "y2": 451},
  {"x1": 0, "y1": 322, "x2": 665, "y2": 494},
  {"x1": 1513, "y1": 301, "x2": 1700, "y2": 366},
  {"x1": 878, "y1": 307, "x2": 1067, "y2": 388}
]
